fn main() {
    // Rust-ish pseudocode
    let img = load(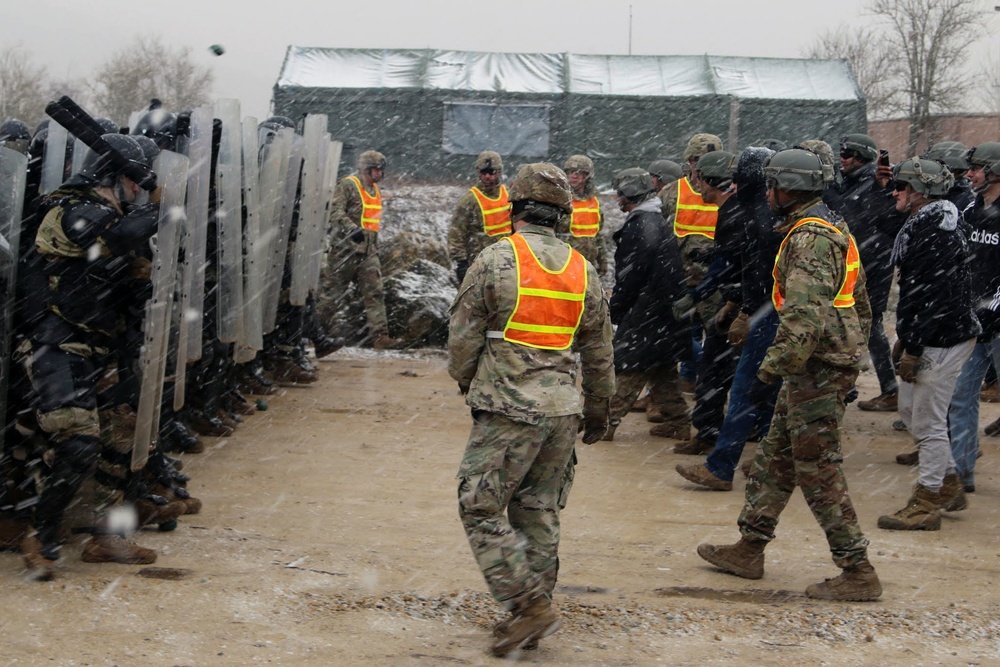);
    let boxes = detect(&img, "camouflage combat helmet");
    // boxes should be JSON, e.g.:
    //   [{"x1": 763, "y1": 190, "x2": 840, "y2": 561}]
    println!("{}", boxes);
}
[
  {"x1": 763, "y1": 148, "x2": 826, "y2": 193},
  {"x1": 508, "y1": 163, "x2": 573, "y2": 223},
  {"x1": 923, "y1": 141, "x2": 970, "y2": 172},
  {"x1": 357, "y1": 150, "x2": 387, "y2": 172},
  {"x1": 892, "y1": 156, "x2": 954, "y2": 197},
  {"x1": 612, "y1": 167, "x2": 655, "y2": 199},
  {"x1": 965, "y1": 142, "x2": 1000, "y2": 176},
  {"x1": 695, "y1": 151, "x2": 736, "y2": 190},
  {"x1": 839, "y1": 134, "x2": 878, "y2": 162},
  {"x1": 648, "y1": 159, "x2": 683, "y2": 182},
  {"x1": 683, "y1": 133, "x2": 724, "y2": 162},
  {"x1": 0, "y1": 118, "x2": 31, "y2": 155},
  {"x1": 475, "y1": 150, "x2": 503, "y2": 173},
  {"x1": 797, "y1": 140, "x2": 836, "y2": 184},
  {"x1": 563, "y1": 154, "x2": 594, "y2": 175}
]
